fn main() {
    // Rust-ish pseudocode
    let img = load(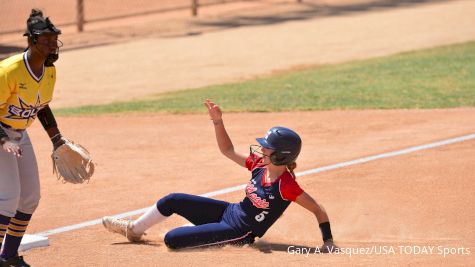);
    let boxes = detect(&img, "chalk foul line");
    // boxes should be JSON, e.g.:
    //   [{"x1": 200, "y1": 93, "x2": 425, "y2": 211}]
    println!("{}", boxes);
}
[{"x1": 36, "y1": 133, "x2": 475, "y2": 237}]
